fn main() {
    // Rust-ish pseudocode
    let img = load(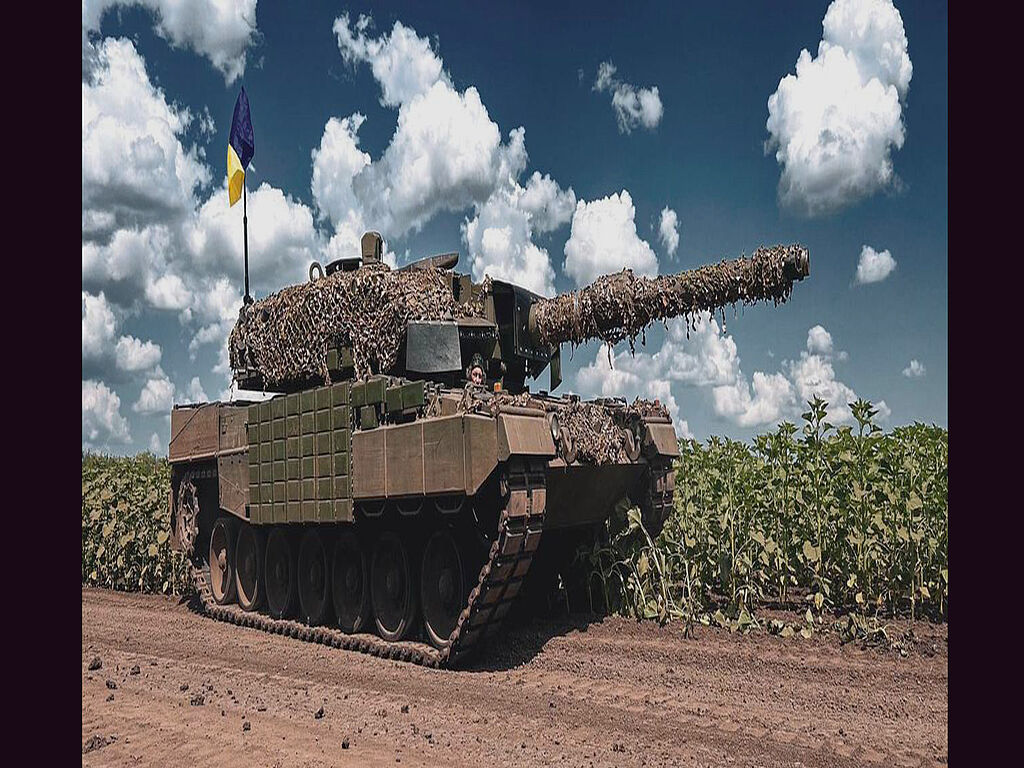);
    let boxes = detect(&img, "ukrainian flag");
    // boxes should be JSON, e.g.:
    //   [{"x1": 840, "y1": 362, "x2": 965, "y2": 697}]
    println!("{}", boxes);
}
[{"x1": 227, "y1": 87, "x2": 255, "y2": 207}]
